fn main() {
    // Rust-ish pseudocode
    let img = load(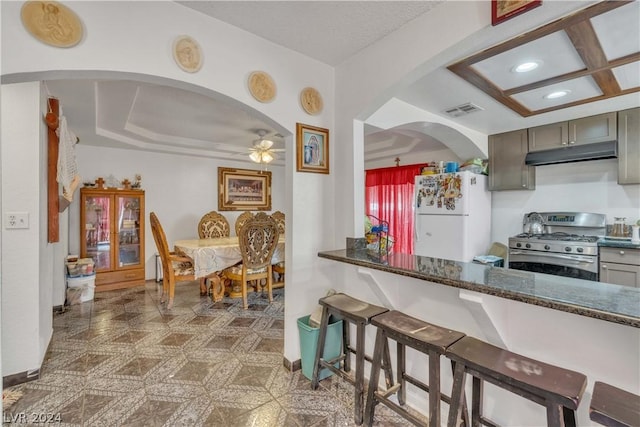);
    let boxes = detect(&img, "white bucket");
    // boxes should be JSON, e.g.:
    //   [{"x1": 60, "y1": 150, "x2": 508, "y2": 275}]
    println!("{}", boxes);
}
[{"x1": 67, "y1": 274, "x2": 96, "y2": 303}]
